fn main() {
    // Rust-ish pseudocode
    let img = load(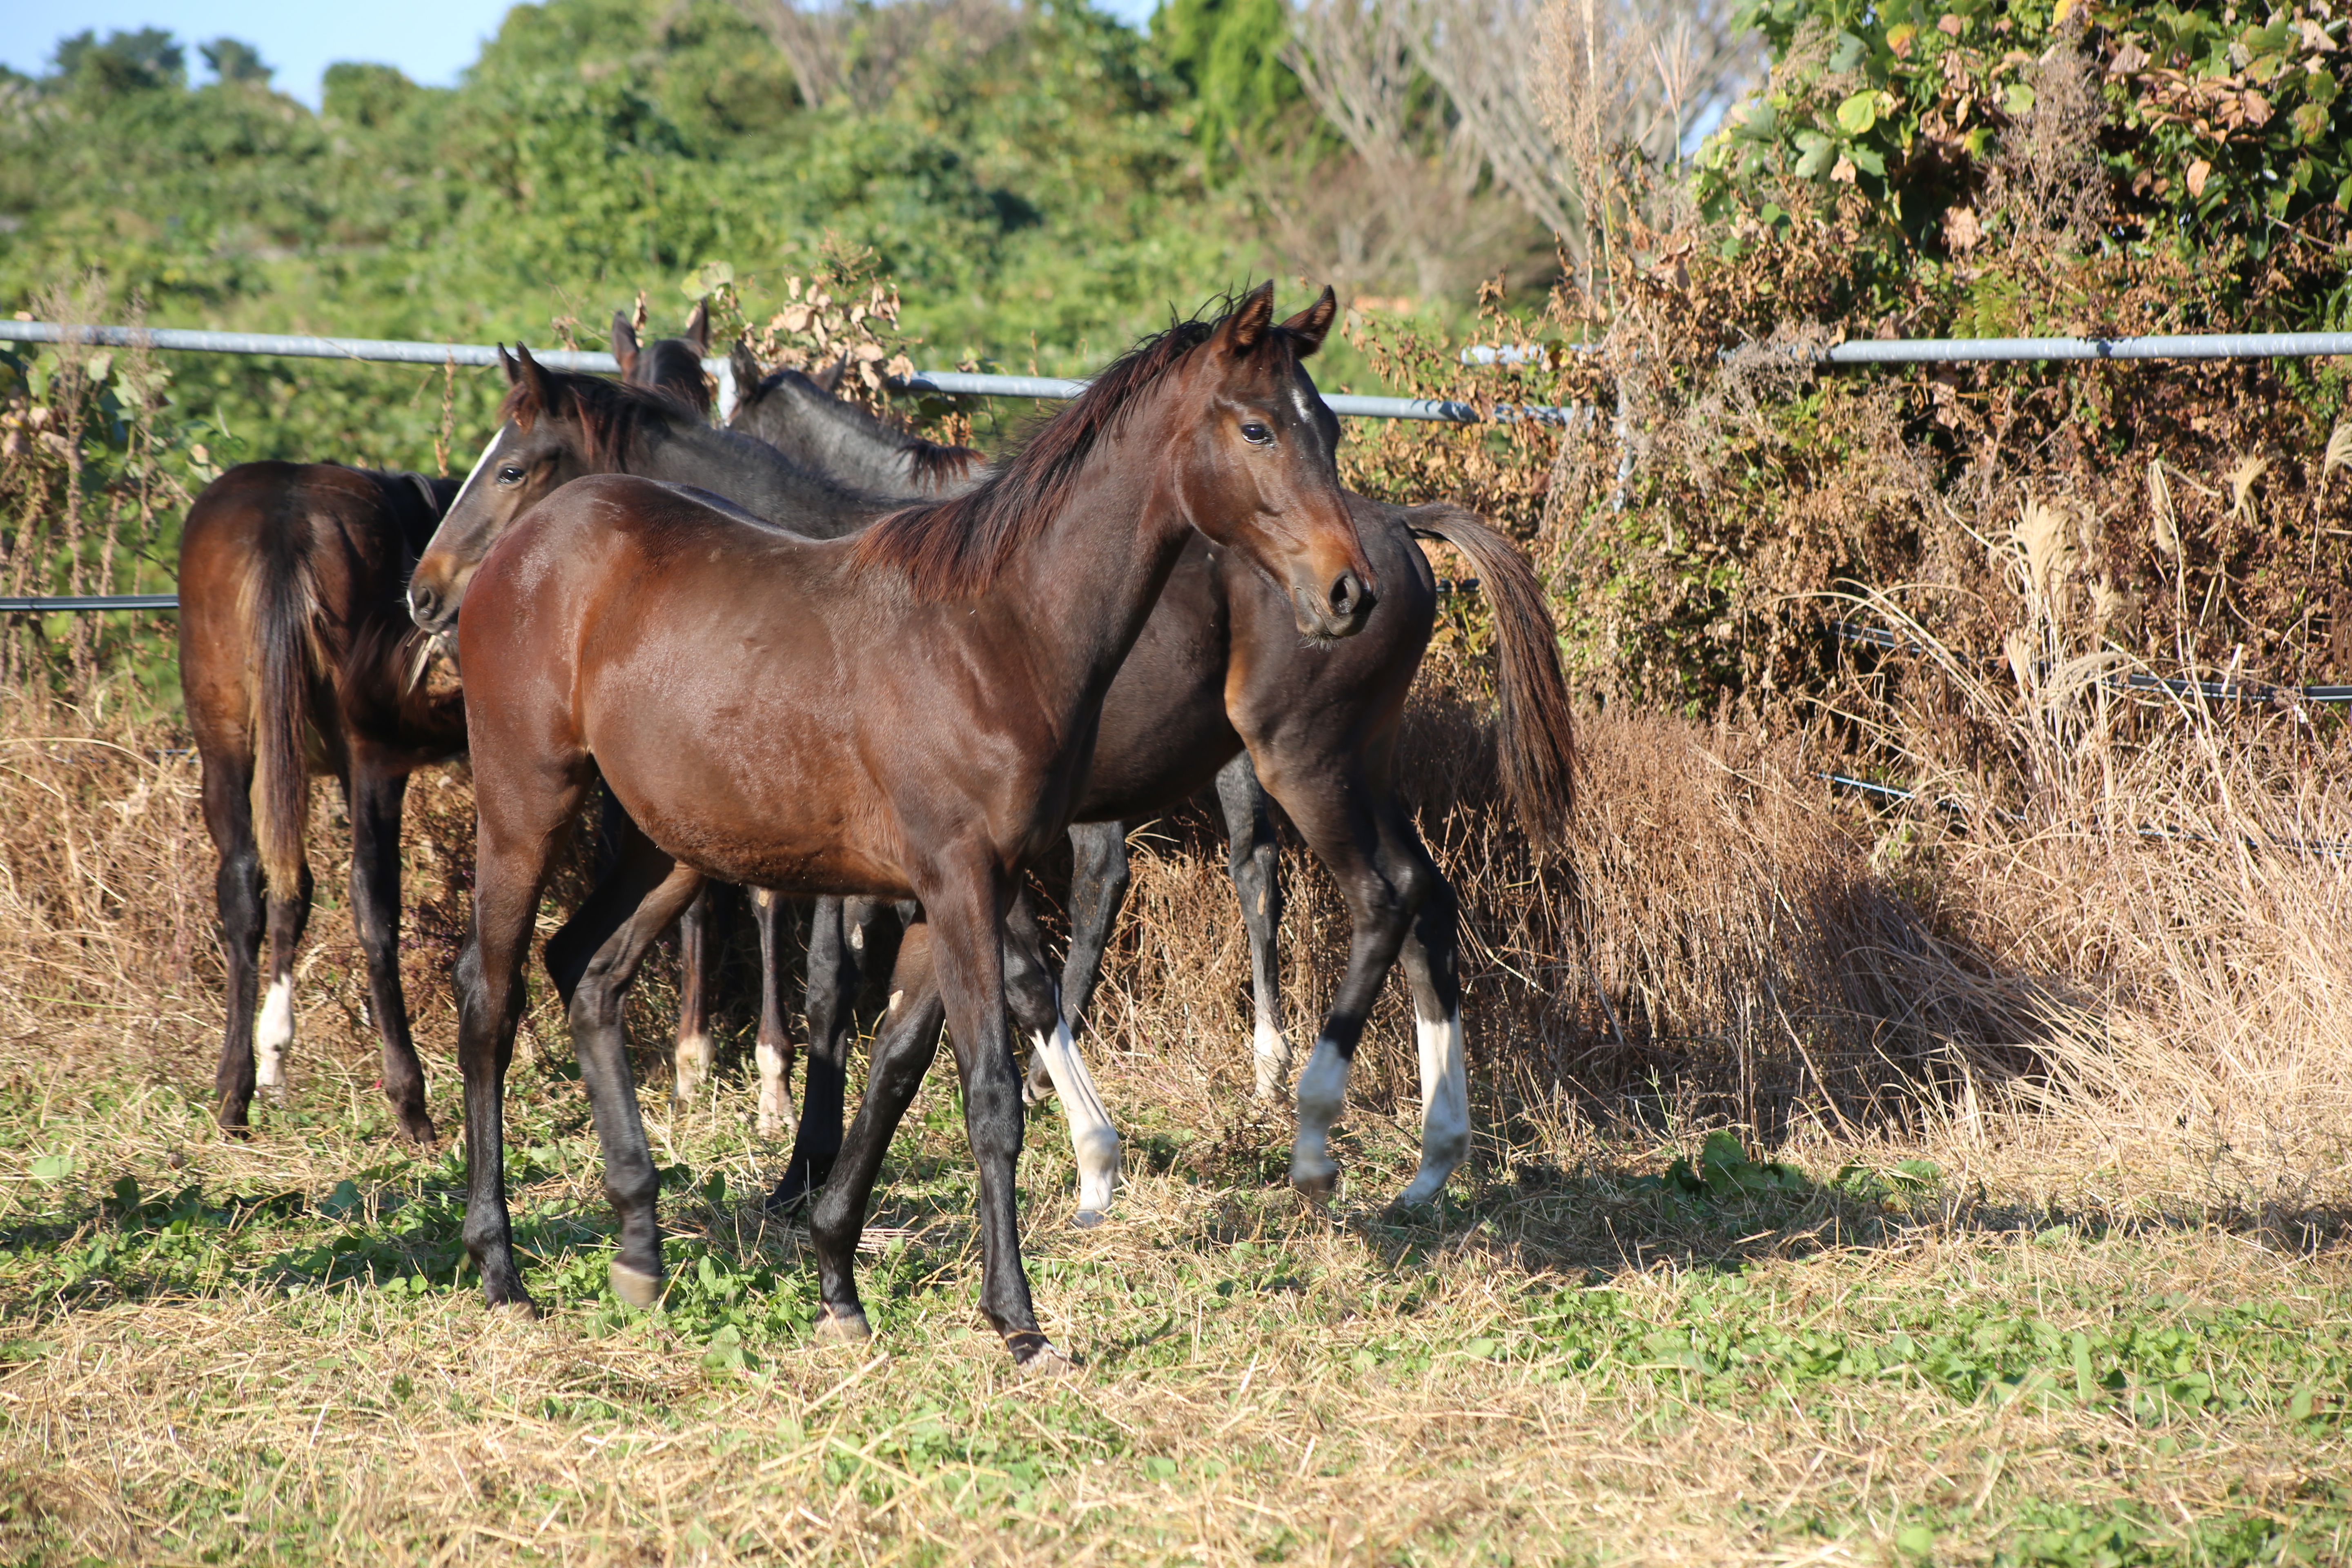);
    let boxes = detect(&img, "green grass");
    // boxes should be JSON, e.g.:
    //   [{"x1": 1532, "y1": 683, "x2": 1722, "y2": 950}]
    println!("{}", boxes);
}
[{"x1": 3, "y1": 1040, "x2": 2348, "y2": 1566}]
